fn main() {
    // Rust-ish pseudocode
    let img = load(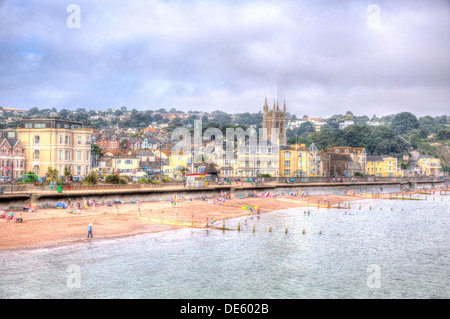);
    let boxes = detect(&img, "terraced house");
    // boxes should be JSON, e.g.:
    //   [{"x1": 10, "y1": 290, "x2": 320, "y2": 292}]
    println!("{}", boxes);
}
[
  {"x1": 366, "y1": 155, "x2": 404, "y2": 177},
  {"x1": 0, "y1": 130, "x2": 25, "y2": 179},
  {"x1": 17, "y1": 119, "x2": 93, "y2": 177},
  {"x1": 417, "y1": 156, "x2": 441, "y2": 176}
]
